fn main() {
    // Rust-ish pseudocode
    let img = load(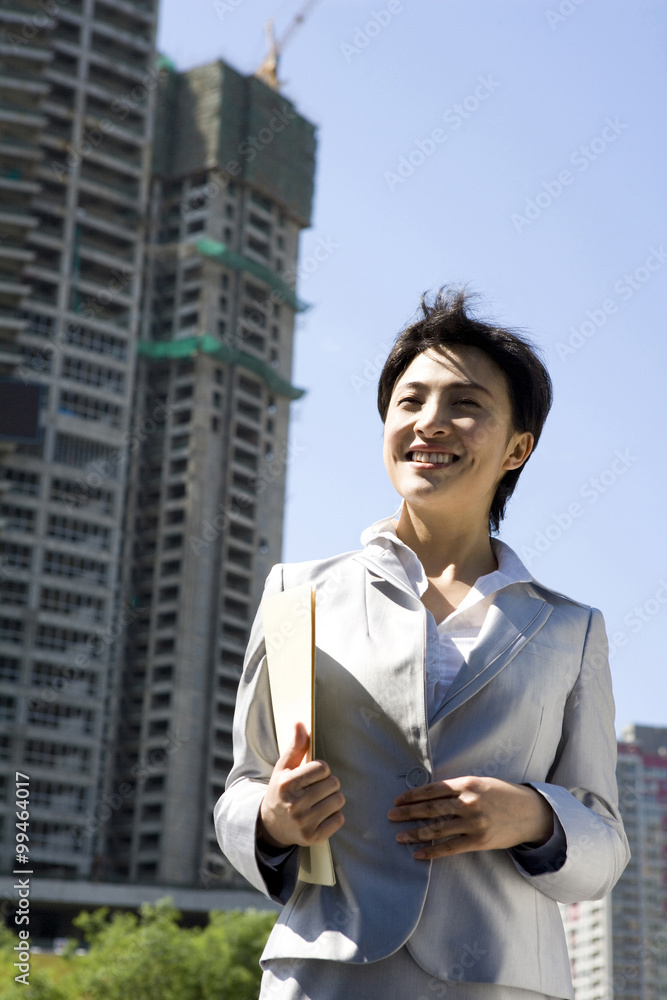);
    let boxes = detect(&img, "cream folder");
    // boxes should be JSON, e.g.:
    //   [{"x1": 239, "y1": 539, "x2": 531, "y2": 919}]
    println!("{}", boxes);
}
[{"x1": 261, "y1": 582, "x2": 335, "y2": 886}]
